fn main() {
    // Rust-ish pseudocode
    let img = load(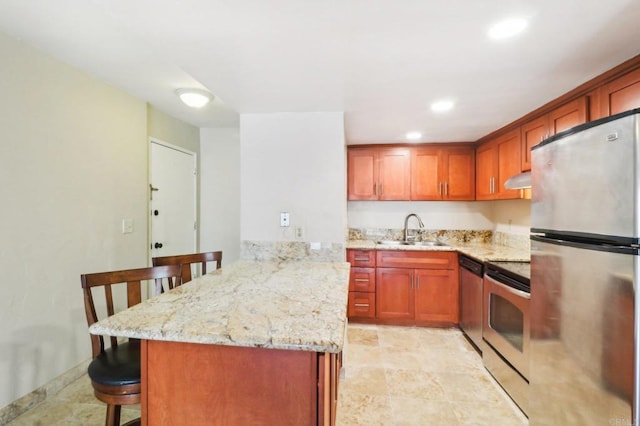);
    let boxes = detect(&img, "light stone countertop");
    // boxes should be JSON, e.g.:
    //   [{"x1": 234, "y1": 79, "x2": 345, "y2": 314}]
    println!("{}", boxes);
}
[
  {"x1": 89, "y1": 260, "x2": 351, "y2": 353},
  {"x1": 347, "y1": 240, "x2": 530, "y2": 262}
]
